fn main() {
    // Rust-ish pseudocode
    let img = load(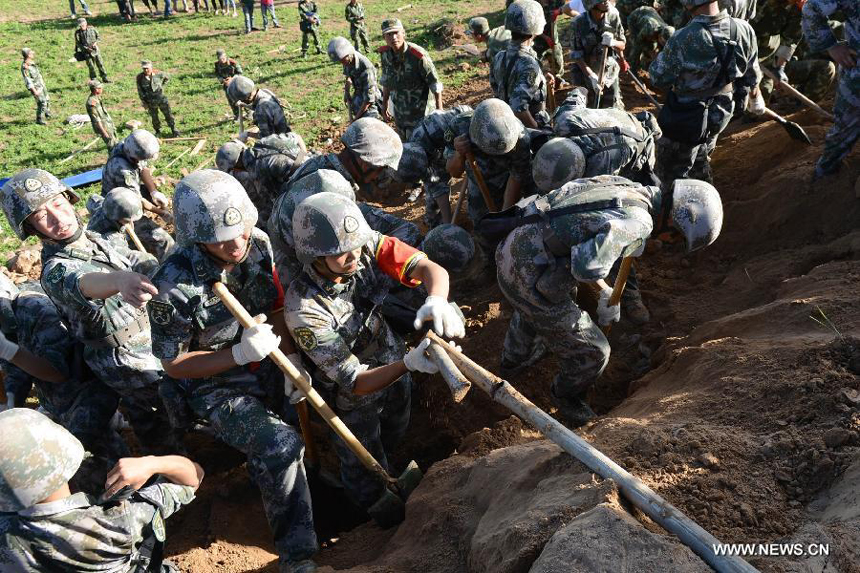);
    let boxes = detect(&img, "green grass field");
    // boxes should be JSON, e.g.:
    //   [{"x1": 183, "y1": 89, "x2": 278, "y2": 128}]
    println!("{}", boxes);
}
[{"x1": 0, "y1": 0, "x2": 506, "y2": 258}]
